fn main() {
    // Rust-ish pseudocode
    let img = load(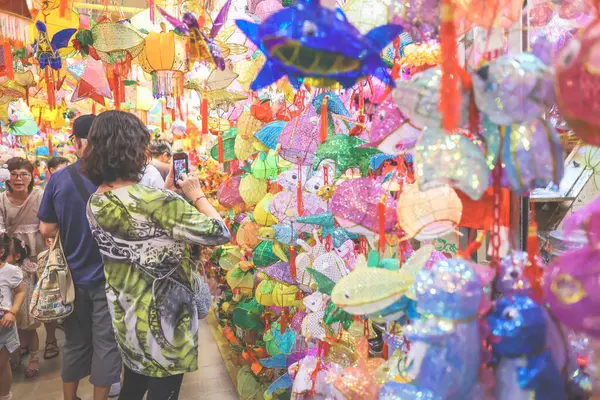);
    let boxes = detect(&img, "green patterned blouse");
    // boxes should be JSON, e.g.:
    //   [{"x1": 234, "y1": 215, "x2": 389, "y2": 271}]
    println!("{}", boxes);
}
[{"x1": 87, "y1": 184, "x2": 230, "y2": 377}]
